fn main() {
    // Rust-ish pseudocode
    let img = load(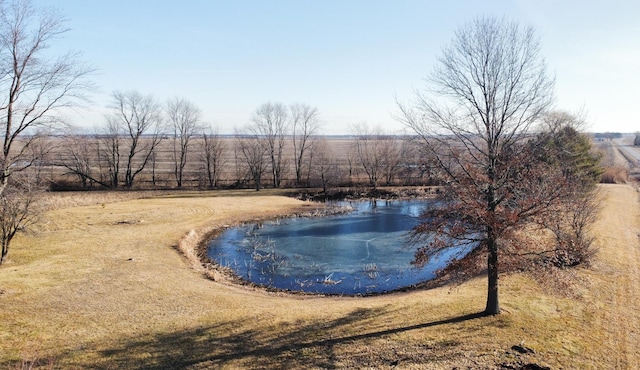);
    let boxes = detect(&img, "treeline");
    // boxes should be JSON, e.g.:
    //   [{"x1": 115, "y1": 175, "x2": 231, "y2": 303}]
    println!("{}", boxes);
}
[
  {"x1": 18, "y1": 93, "x2": 428, "y2": 191},
  {"x1": 594, "y1": 132, "x2": 623, "y2": 140},
  {"x1": 38, "y1": 135, "x2": 435, "y2": 192},
  {"x1": 28, "y1": 103, "x2": 603, "y2": 194}
]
